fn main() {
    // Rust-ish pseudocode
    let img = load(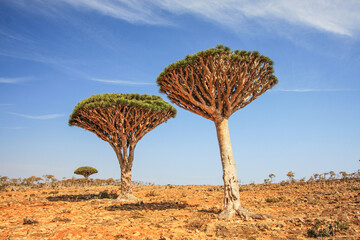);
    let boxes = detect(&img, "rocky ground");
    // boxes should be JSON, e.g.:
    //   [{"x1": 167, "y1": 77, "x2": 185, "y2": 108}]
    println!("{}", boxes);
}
[{"x1": 1, "y1": 179, "x2": 359, "y2": 239}]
